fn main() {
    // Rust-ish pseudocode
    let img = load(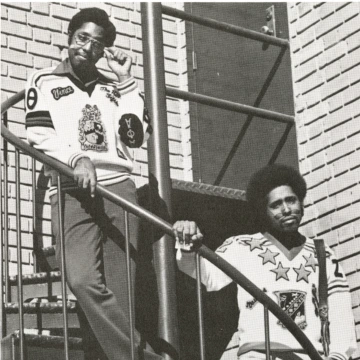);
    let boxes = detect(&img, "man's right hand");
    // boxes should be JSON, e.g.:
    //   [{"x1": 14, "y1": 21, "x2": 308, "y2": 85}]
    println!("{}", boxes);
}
[
  {"x1": 173, "y1": 220, "x2": 204, "y2": 245},
  {"x1": 73, "y1": 157, "x2": 97, "y2": 197}
]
